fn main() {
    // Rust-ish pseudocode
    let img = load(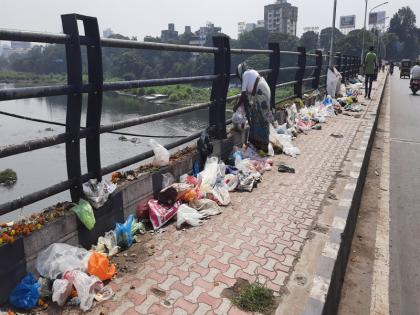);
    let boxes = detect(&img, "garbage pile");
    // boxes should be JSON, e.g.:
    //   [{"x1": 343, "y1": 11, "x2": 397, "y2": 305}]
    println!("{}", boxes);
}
[{"x1": 2, "y1": 69, "x2": 366, "y2": 313}]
